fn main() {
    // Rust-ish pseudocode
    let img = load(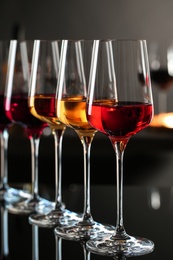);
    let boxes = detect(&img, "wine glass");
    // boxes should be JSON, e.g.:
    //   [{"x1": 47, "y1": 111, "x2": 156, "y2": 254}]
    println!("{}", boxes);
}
[
  {"x1": 54, "y1": 39, "x2": 114, "y2": 240},
  {"x1": 149, "y1": 40, "x2": 173, "y2": 114},
  {"x1": 4, "y1": 40, "x2": 50, "y2": 214},
  {"x1": 0, "y1": 40, "x2": 30, "y2": 203},
  {"x1": 28, "y1": 40, "x2": 80, "y2": 227},
  {"x1": 86, "y1": 39, "x2": 154, "y2": 257}
]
